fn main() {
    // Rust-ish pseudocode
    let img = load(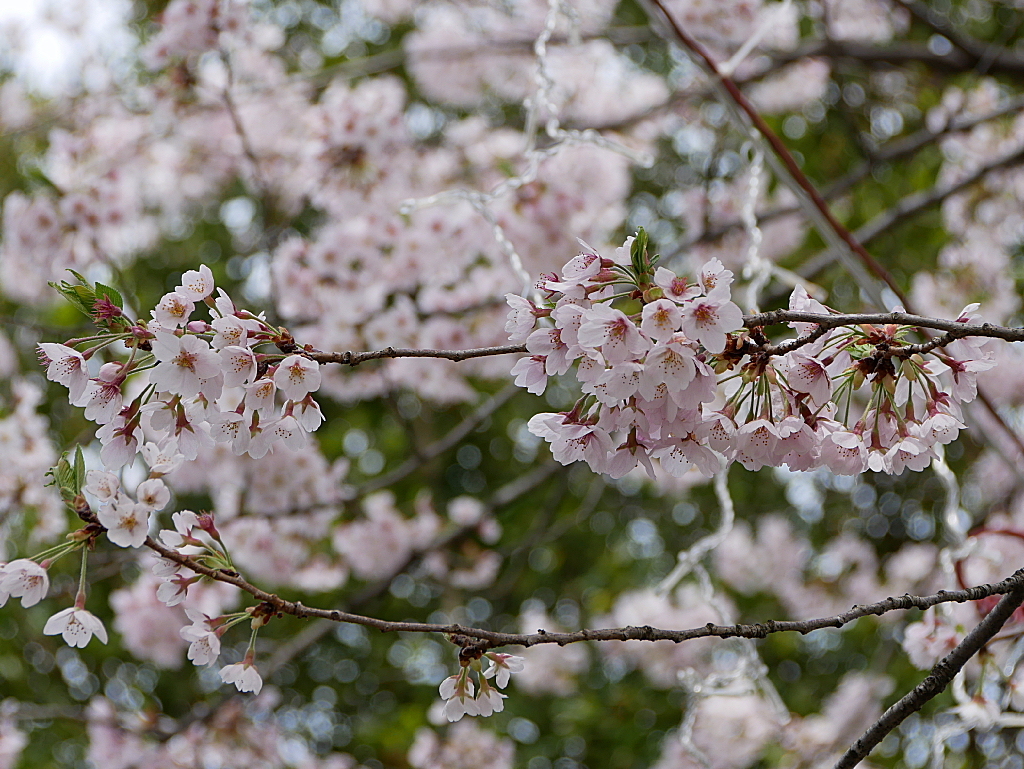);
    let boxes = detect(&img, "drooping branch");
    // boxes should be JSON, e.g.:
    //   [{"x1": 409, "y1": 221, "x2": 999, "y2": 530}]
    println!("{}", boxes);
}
[{"x1": 834, "y1": 579, "x2": 1024, "y2": 769}]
